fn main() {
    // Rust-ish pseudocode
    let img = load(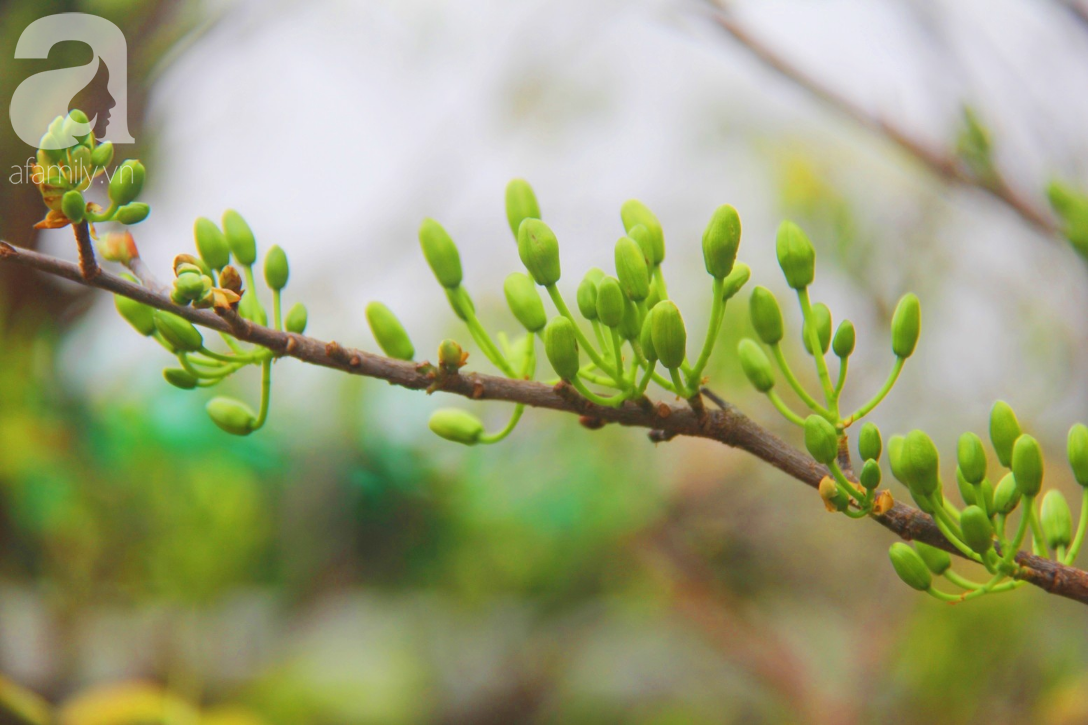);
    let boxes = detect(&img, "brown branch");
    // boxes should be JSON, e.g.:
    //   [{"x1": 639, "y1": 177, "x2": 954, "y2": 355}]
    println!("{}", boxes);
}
[
  {"x1": 707, "y1": 8, "x2": 1060, "y2": 238},
  {"x1": 73, "y1": 221, "x2": 99, "y2": 280},
  {"x1": 3, "y1": 240, "x2": 1088, "y2": 606}
]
